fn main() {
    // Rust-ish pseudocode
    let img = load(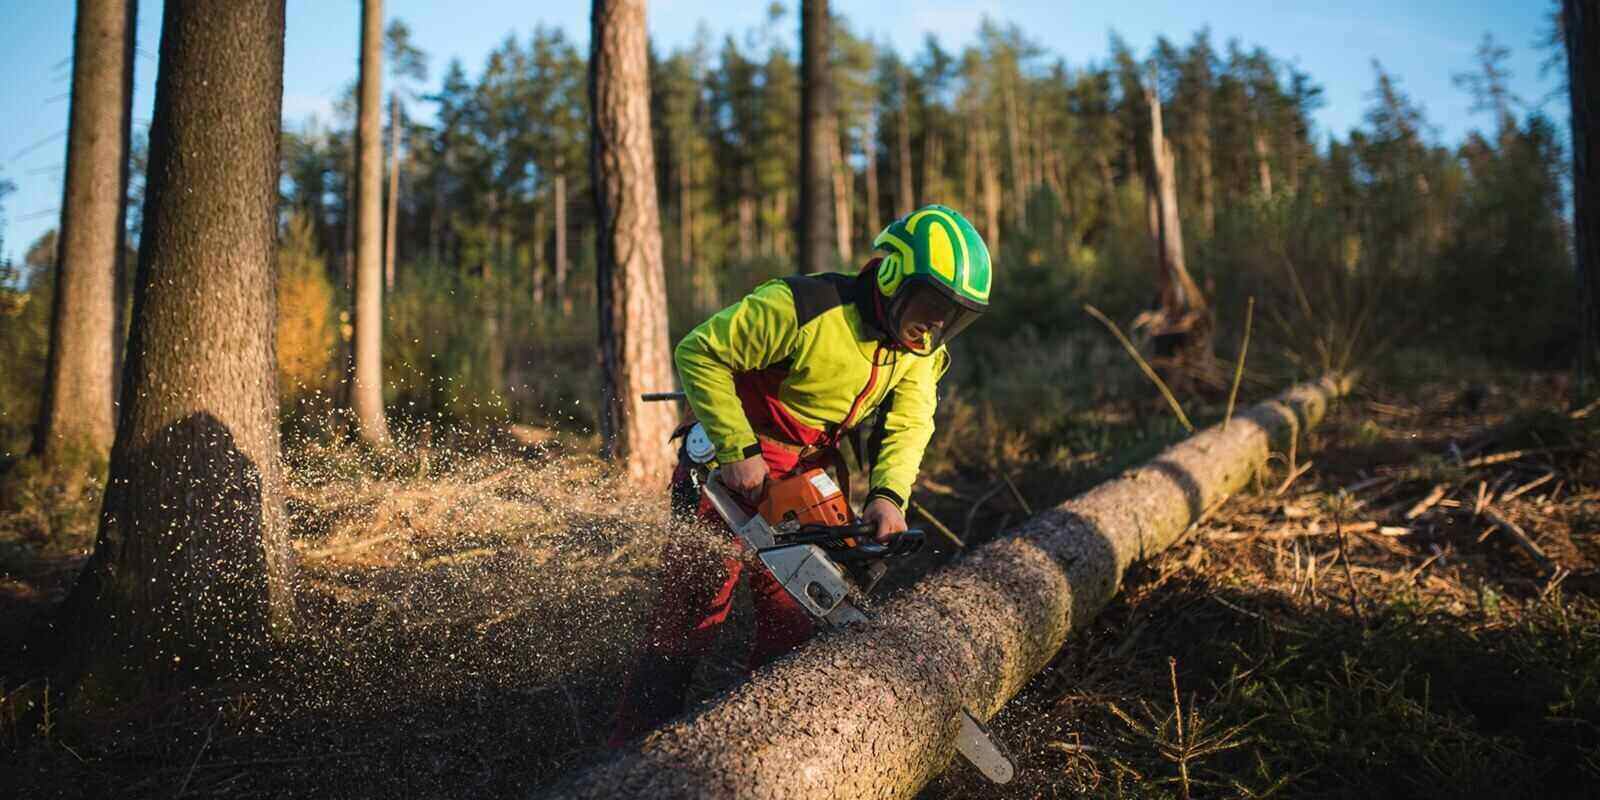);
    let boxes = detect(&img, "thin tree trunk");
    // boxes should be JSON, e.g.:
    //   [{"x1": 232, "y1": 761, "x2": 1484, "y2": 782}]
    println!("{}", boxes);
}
[
  {"x1": 833, "y1": 120, "x2": 852, "y2": 265},
  {"x1": 799, "y1": 0, "x2": 834, "y2": 274},
  {"x1": 555, "y1": 172, "x2": 570, "y2": 316},
  {"x1": 559, "y1": 377, "x2": 1350, "y2": 799},
  {"x1": 350, "y1": 0, "x2": 389, "y2": 446},
  {"x1": 60, "y1": 0, "x2": 292, "y2": 702},
  {"x1": 979, "y1": 123, "x2": 1001, "y2": 257},
  {"x1": 1254, "y1": 125, "x2": 1274, "y2": 198},
  {"x1": 962, "y1": 121, "x2": 976, "y2": 217},
  {"x1": 35, "y1": 0, "x2": 136, "y2": 473},
  {"x1": 896, "y1": 69, "x2": 914, "y2": 214},
  {"x1": 677, "y1": 144, "x2": 691, "y2": 270},
  {"x1": 864, "y1": 113, "x2": 880, "y2": 234},
  {"x1": 1004, "y1": 82, "x2": 1026, "y2": 223},
  {"x1": 531, "y1": 199, "x2": 546, "y2": 308},
  {"x1": 738, "y1": 190, "x2": 754, "y2": 259},
  {"x1": 921, "y1": 131, "x2": 941, "y2": 209},
  {"x1": 591, "y1": 0, "x2": 677, "y2": 486},
  {"x1": 1196, "y1": 105, "x2": 1215, "y2": 236},
  {"x1": 384, "y1": 91, "x2": 400, "y2": 291},
  {"x1": 1568, "y1": 0, "x2": 1600, "y2": 394}
]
